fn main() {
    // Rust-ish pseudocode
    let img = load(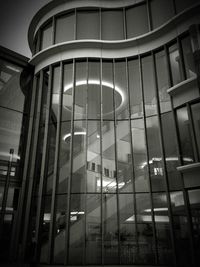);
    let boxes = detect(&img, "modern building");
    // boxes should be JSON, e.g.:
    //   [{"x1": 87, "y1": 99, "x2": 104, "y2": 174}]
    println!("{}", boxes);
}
[{"x1": 0, "y1": 0, "x2": 200, "y2": 266}]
